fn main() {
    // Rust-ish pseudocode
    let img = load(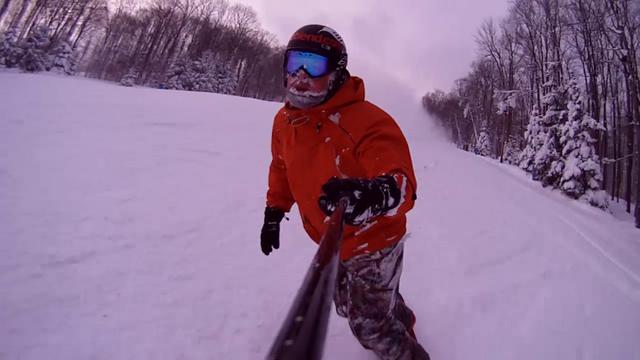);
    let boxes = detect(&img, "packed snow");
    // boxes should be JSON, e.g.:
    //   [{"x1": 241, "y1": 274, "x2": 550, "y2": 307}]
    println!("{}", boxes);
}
[{"x1": 1, "y1": 72, "x2": 639, "y2": 360}]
